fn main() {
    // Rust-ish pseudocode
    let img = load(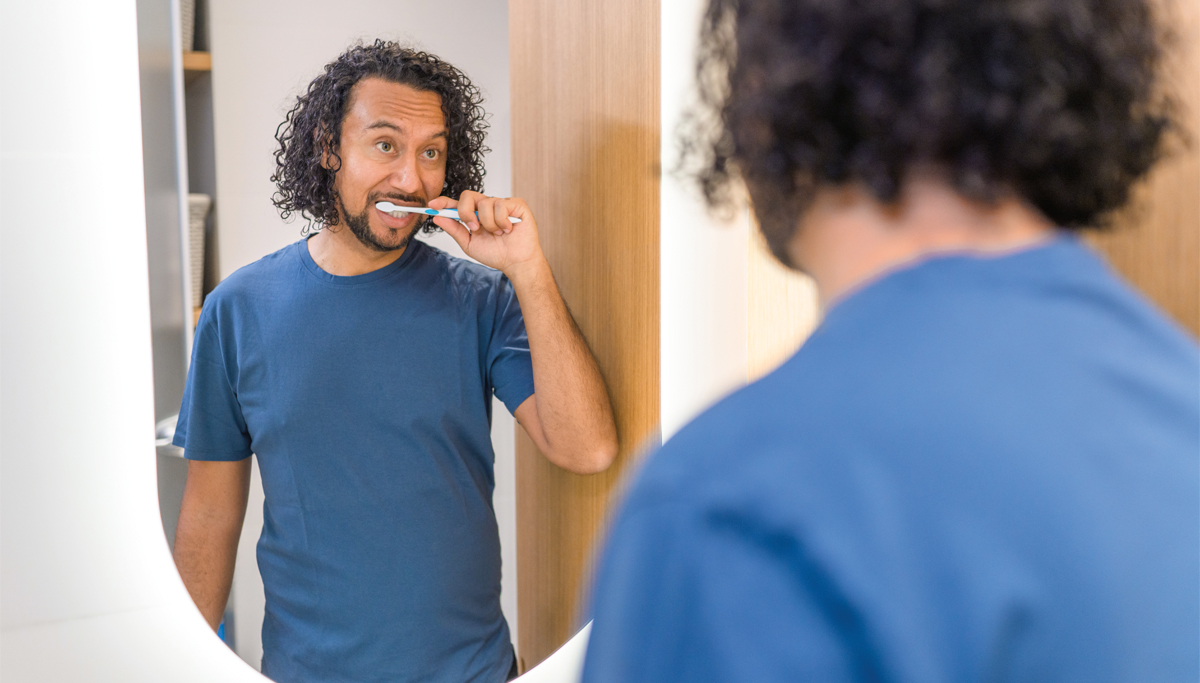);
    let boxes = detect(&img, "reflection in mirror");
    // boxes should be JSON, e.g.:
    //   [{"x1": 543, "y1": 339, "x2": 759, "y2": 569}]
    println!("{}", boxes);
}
[{"x1": 147, "y1": 0, "x2": 616, "y2": 680}]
